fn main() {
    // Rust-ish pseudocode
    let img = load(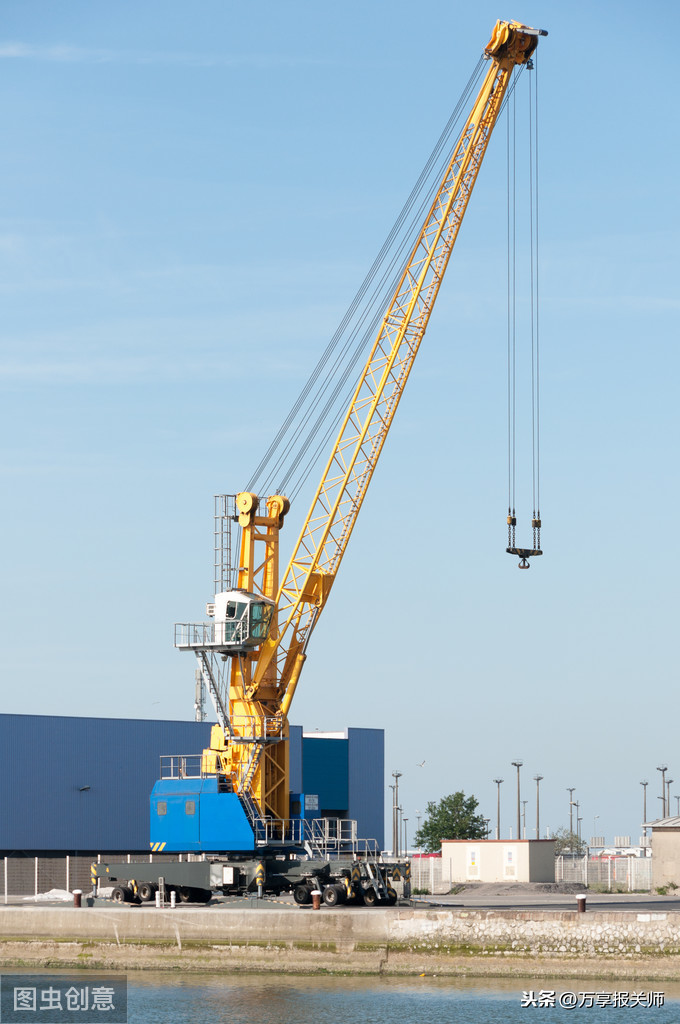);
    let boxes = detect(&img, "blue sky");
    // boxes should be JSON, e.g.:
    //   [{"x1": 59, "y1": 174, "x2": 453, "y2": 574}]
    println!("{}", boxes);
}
[{"x1": 1, "y1": 0, "x2": 678, "y2": 847}]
